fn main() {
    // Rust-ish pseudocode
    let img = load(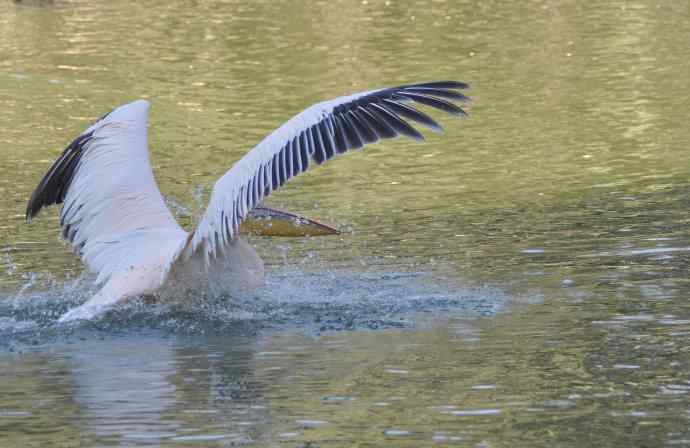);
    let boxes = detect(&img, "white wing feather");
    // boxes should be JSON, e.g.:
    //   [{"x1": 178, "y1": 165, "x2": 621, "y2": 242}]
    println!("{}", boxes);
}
[
  {"x1": 187, "y1": 81, "x2": 470, "y2": 261},
  {"x1": 28, "y1": 81, "x2": 469, "y2": 290},
  {"x1": 27, "y1": 100, "x2": 187, "y2": 286}
]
